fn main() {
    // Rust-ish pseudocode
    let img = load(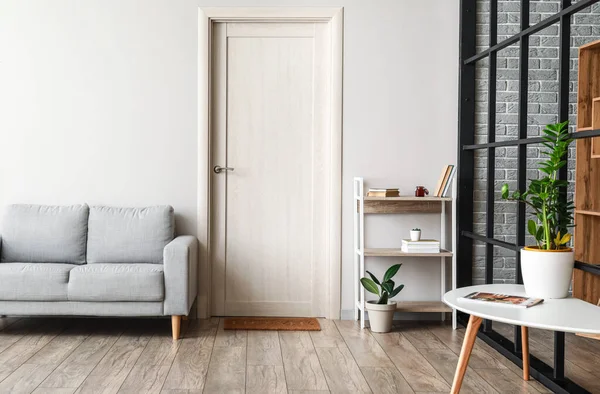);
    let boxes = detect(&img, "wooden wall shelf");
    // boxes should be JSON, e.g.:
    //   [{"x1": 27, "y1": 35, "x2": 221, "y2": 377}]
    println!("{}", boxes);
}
[
  {"x1": 575, "y1": 210, "x2": 600, "y2": 217},
  {"x1": 396, "y1": 301, "x2": 452, "y2": 313},
  {"x1": 577, "y1": 41, "x2": 600, "y2": 130},
  {"x1": 359, "y1": 196, "x2": 451, "y2": 214},
  {"x1": 575, "y1": 39, "x2": 600, "y2": 306},
  {"x1": 364, "y1": 248, "x2": 453, "y2": 257},
  {"x1": 592, "y1": 98, "x2": 600, "y2": 158}
]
